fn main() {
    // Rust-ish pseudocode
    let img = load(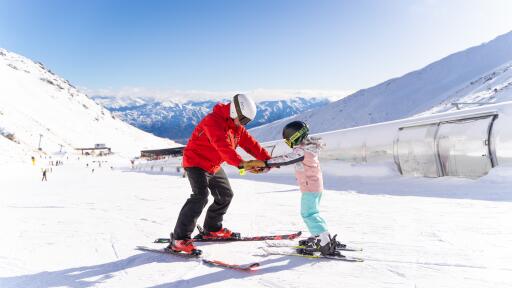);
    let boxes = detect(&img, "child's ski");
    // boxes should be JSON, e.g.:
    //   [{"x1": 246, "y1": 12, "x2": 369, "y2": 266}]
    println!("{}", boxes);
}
[
  {"x1": 154, "y1": 231, "x2": 302, "y2": 243},
  {"x1": 264, "y1": 240, "x2": 363, "y2": 251},
  {"x1": 136, "y1": 246, "x2": 260, "y2": 272},
  {"x1": 259, "y1": 247, "x2": 364, "y2": 262}
]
